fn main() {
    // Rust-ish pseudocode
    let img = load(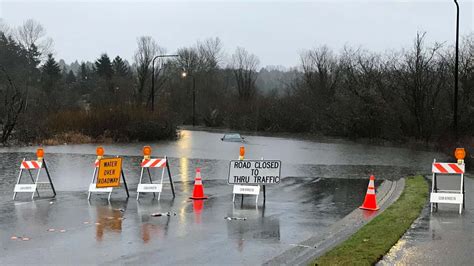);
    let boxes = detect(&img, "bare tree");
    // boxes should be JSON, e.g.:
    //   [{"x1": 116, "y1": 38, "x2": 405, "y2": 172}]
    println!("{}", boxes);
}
[
  {"x1": 177, "y1": 47, "x2": 199, "y2": 75},
  {"x1": 340, "y1": 47, "x2": 385, "y2": 101},
  {"x1": 0, "y1": 65, "x2": 25, "y2": 144},
  {"x1": 133, "y1": 36, "x2": 164, "y2": 106},
  {"x1": 197, "y1": 37, "x2": 223, "y2": 71},
  {"x1": 300, "y1": 46, "x2": 340, "y2": 103},
  {"x1": 175, "y1": 37, "x2": 223, "y2": 74},
  {"x1": 446, "y1": 34, "x2": 474, "y2": 129},
  {"x1": 231, "y1": 47, "x2": 260, "y2": 100},
  {"x1": 386, "y1": 32, "x2": 447, "y2": 139},
  {"x1": 15, "y1": 19, "x2": 53, "y2": 56},
  {"x1": 0, "y1": 19, "x2": 10, "y2": 36}
]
